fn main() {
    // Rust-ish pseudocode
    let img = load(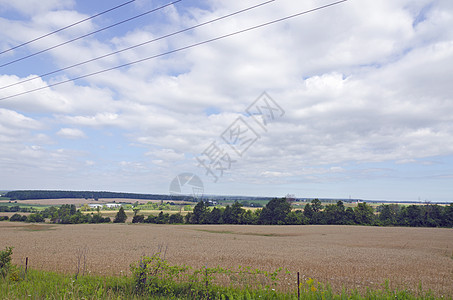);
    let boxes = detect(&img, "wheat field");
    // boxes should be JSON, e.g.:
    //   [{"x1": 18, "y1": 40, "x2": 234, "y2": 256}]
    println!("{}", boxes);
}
[{"x1": 1, "y1": 222, "x2": 452, "y2": 296}]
